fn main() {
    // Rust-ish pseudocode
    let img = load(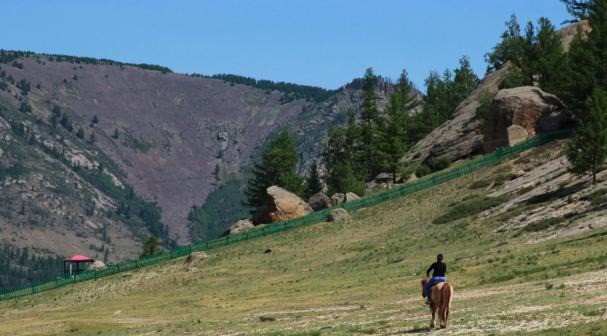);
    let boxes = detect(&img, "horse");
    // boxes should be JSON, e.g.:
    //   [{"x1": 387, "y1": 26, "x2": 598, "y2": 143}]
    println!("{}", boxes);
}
[{"x1": 421, "y1": 278, "x2": 453, "y2": 329}]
